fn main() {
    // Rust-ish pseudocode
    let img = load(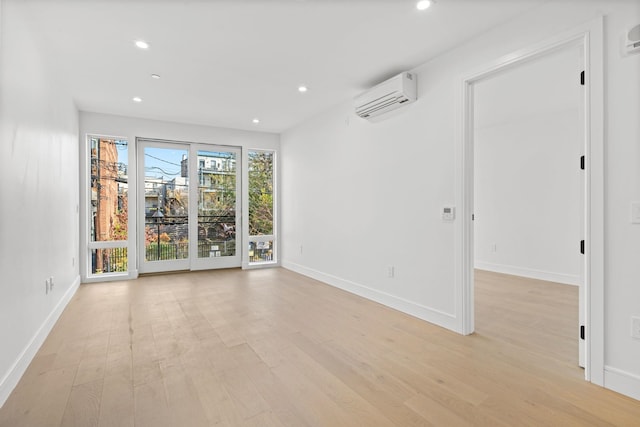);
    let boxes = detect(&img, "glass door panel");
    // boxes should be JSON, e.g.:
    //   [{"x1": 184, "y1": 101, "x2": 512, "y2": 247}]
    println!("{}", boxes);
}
[
  {"x1": 191, "y1": 147, "x2": 241, "y2": 270},
  {"x1": 139, "y1": 143, "x2": 190, "y2": 273}
]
